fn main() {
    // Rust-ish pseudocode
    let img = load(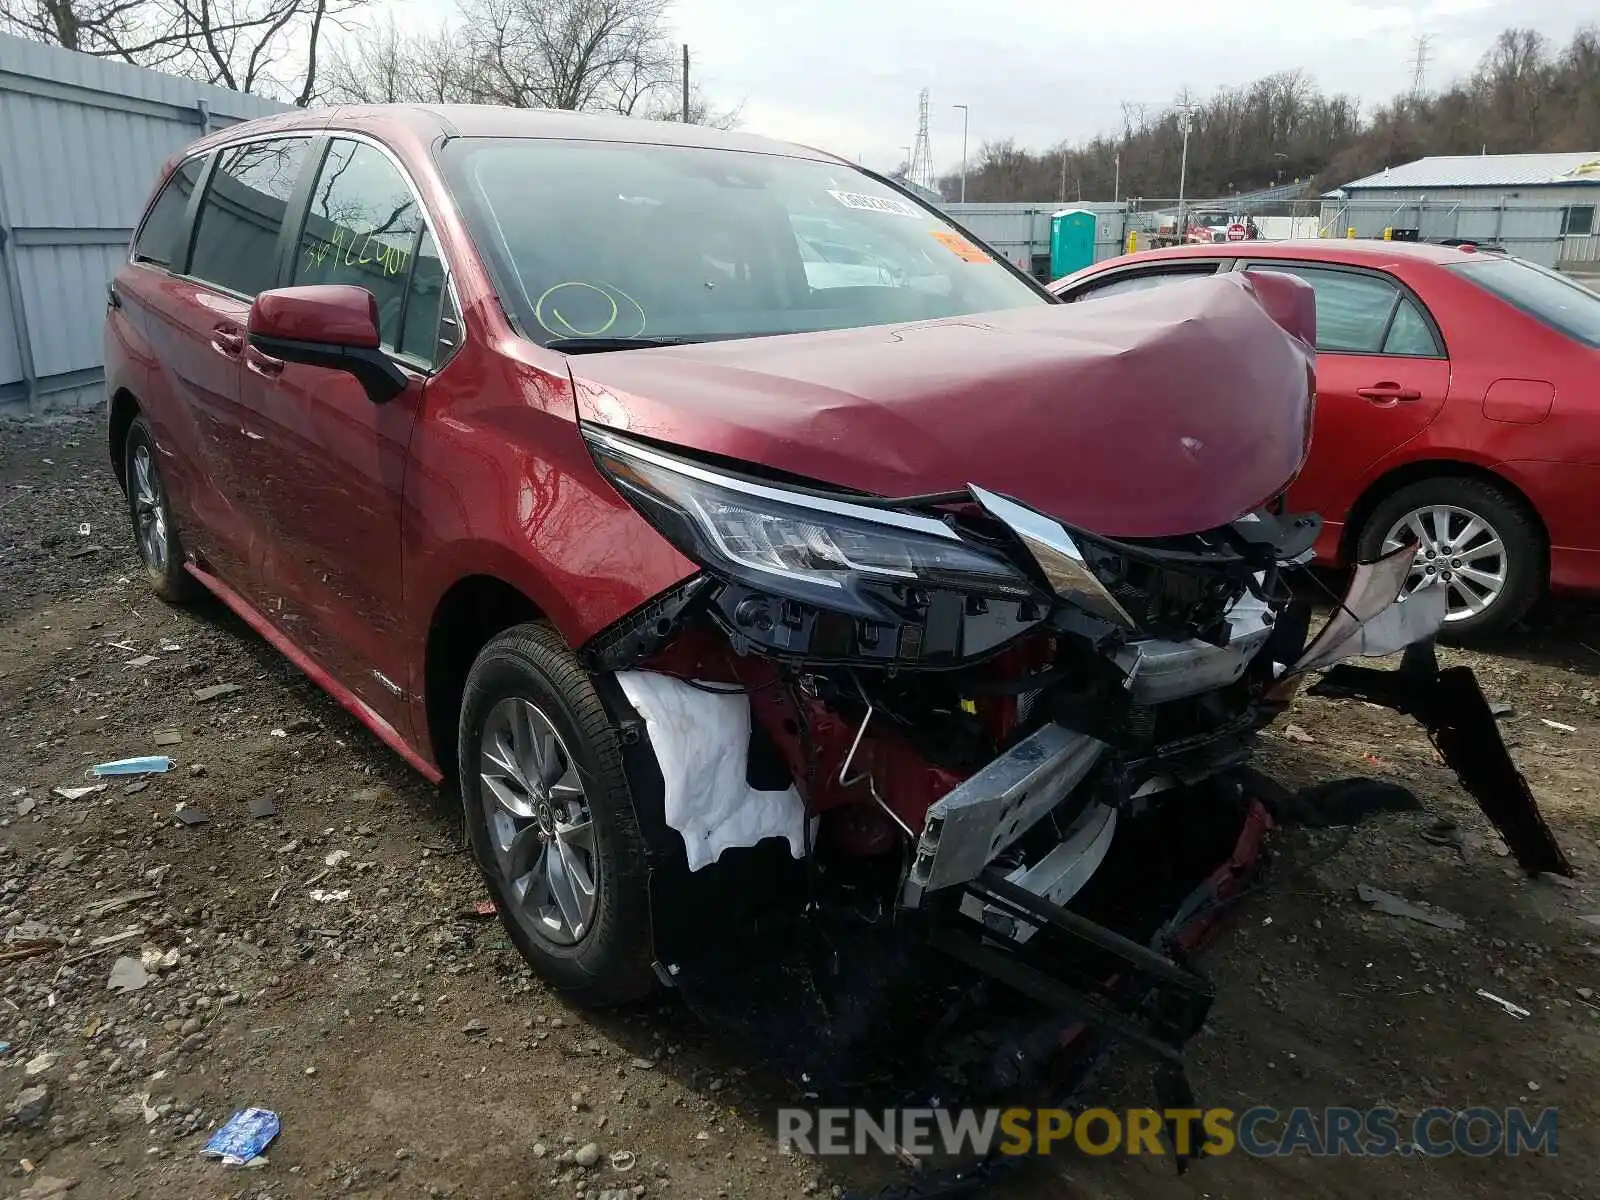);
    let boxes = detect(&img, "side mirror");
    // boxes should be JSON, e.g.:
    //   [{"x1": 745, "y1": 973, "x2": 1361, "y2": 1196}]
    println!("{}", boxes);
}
[{"x1": 247, "y1": 285, "x2": 409, "y2": 405}]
